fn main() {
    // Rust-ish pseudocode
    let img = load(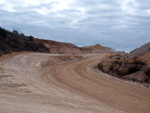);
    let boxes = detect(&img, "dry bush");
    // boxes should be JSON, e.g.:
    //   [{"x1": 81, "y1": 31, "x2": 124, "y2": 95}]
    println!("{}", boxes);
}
[
  {"x1": 0, "y1": 26, "x2": 50, "y2": 57},
  {"x1": 97, "y1": 56, "x2": 146, "y2": 77},
  {"x1": 97, "y1": 63, "x2": 104, "y2": 72},
  {"x1": 145, "y1": 67, "x2": 150, "y2": 76}
]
